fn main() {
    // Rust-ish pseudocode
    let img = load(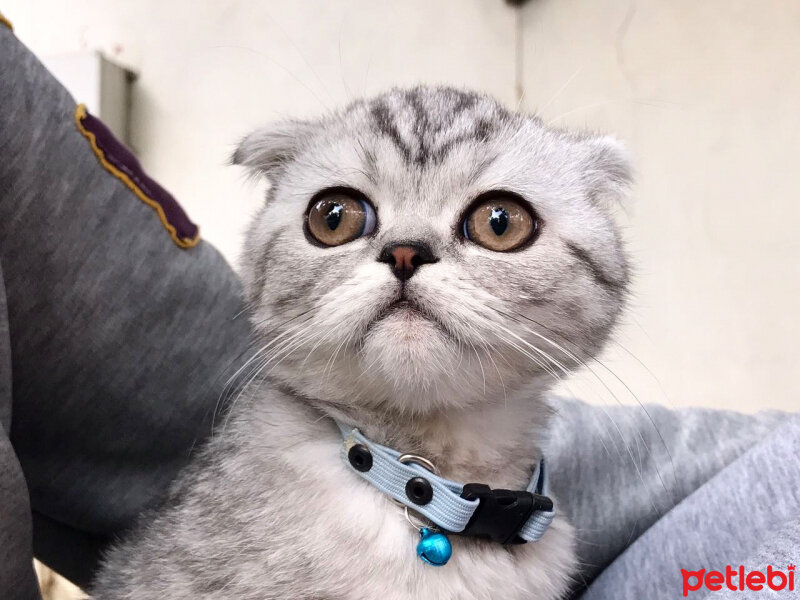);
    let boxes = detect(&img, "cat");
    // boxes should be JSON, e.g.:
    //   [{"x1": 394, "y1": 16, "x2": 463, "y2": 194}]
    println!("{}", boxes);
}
[{"x1": 91, "y1": 86, "x2": 631, "y2": 600}]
